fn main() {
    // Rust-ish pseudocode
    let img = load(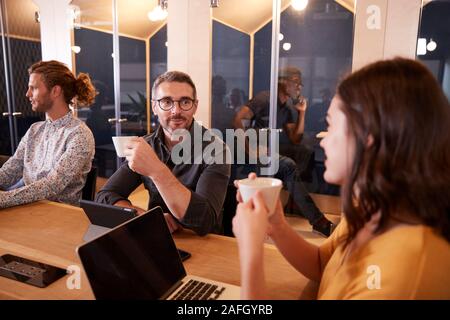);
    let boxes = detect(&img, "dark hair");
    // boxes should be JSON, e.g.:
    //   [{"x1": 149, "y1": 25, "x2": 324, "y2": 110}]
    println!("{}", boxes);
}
[
  {"x1": 28, "y1": 60, "x2": 96, "y2": 107},
  {"x1": 337, "y1": 57, "x2": 450, "y2": 245},
  {"x1": 152, "y1": 70, "x2": 197, "y2": 100},
  {"x1": 278, "y1": 66, "x2": 302, "y2": 83}
]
